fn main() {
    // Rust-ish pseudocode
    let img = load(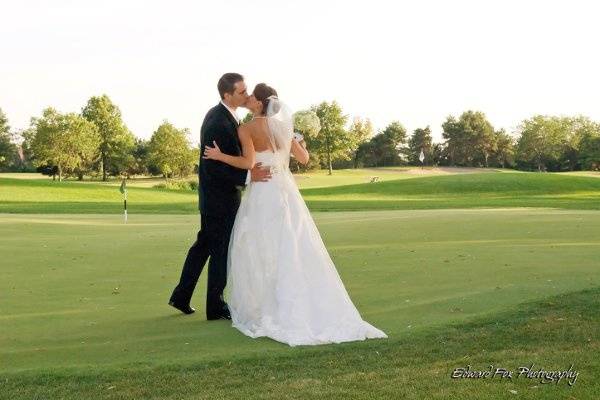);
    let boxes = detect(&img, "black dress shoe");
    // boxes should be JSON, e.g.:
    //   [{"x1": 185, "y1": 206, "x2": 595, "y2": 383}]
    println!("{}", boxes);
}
[
  {"x1": 207, "y1": 312, "x2": 231, "y2": 321},
  {"x1": 168, "y1": 301, "x2": 195, "y2": 315},
  {"x1": 207, "y1": 306, "x2": 231, "y2": 320}
]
